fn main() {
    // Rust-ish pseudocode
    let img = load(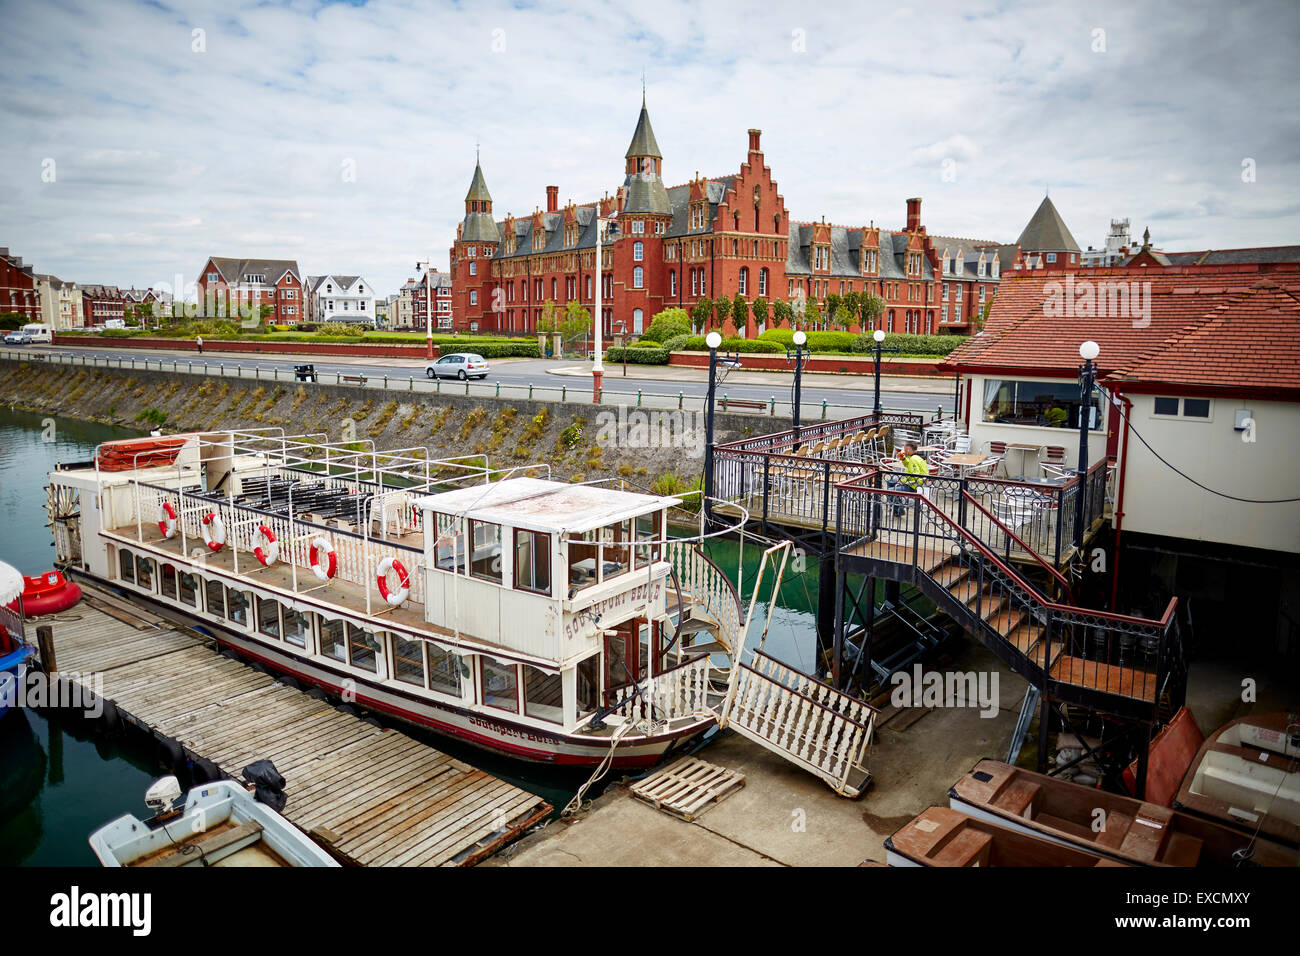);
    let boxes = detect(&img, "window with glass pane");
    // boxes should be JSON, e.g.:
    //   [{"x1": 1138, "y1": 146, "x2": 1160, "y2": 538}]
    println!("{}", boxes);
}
[
  {"x1": 118, "y1": 549, "x2": 135, "y2": 584},
  {"x1": 178, "y1": 572, "x2": 198, "y2": 607},
  {"x1": 982, "y1": 379, "x2": 1103, "y2": 431},
  {"x1": 468, "y1": 520, "x2": 502, "y2": 582},
  {"x1": 1153, "y1": 396, "x2": 1180, "y2": 416},
  {"x1": 601, "y1": 521, "x2": 631, "y2": 580},
  {"x1": 576, "y1": 655, "x2": 599, "y2": 716},
  {"x1": 205, "y1": 579, "x2": 225, "y2": 618},
  {"x1": 523, "y1": 666, "x2": 563, "y2": 723},
  {"x1": 482, "y1": 657, "x2": 519, "y2": 712},
  {"x1": 160, "y1": 564, "x2": 177, "y2": 599},
  {"x1": 637, "y1": 622, "x2": 652, "y2": 680},
  {"x1": 1183, "y1": 398, "x2": 1210, "y2": 418},
  {"x1": 135, "y1": 556, "x2": 155, "y2": 591},
  {"x1": 634, "y1": 512, "x2": 660, "y2": 567},
  {"x1": 347, "y1": 624, "x2": 379, "y2": 672},
  {"x1": 283, "y1": 608, "x2": 310, "y2": 648},
  {"x1": 319, "y1": 618, "x2": 347, "y2": 661},
  {"x1": 428, "y1": 643, "x2": 461, "y2": 696},
  {"x1": 568, "y1": 529, "x2": 600, "y2": 591},
  {"x1": 392, "y1": 634, "x2": 425, "y2": 686},
  {"x1": 432, "y1": 511, "x2": 462, "y2": 572},
  {"x1": 514, "y1": 529, "x2": 551, "y2": 594},
  {"x1": 257, "y1": 597, "x2": 280, "y2": 639},
  {"x1": 226, "y1": 588, "x2": 250, "y2": 626}
]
